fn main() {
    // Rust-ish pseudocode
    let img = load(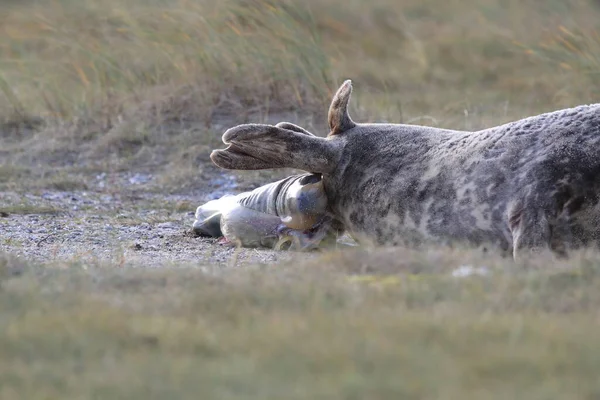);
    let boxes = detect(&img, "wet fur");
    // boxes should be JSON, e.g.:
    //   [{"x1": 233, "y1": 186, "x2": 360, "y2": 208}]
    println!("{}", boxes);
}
[
  {"x1": 212, "y1": 80, "x2": 600, "y2": 259},
  {"x1": 193, "y1": 173, "x2": 341, "y2": 250}
]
